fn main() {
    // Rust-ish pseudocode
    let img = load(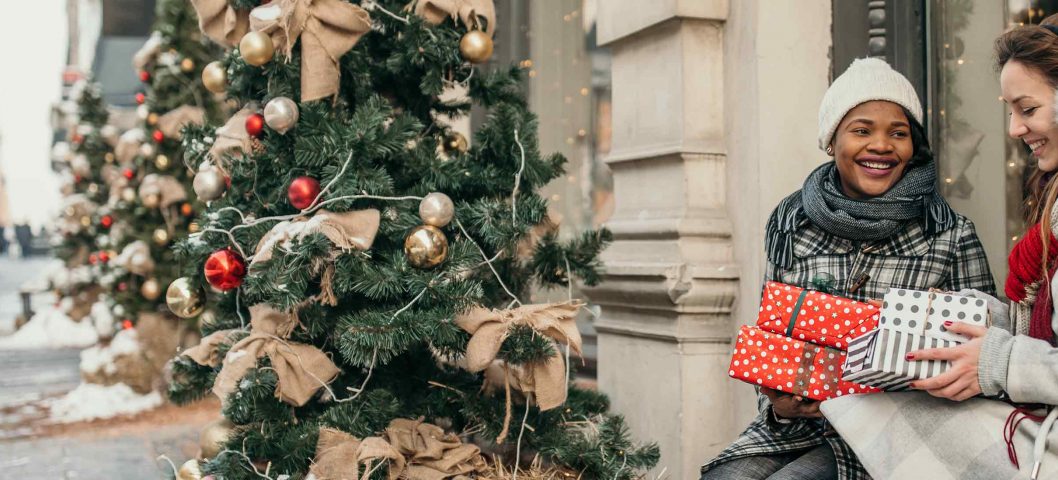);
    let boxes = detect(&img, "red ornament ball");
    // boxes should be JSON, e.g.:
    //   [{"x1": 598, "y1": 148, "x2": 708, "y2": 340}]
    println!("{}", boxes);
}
[
  {"x1": 73, "y1": 174, "x2": 83, "y2": 183},
  {"x1": 122, "y1": 319, "x2": 134, "y2": 330},
  {"x1": 135, "y1": 92, "x2": 146, "y2": 104},
  {"x1": 245, "y1": 113, "x2": 265, "y2": 137},
  {"x1": 204, "y1": 248, "x2": 247, "y2": 291},
  {"x1": 71, "y1": 134, "x2": 84, "y2": 144},
  {"x1": 122, "y1": 168, "x2": 135, "y2": 180},
  {"x1": 152, "y1": 129, "x2": 164, "y2": 143},
  {"x1": 139, "y1": 70, "x2": 150, "y2": 82},
  {"x1": 88, "y1": 253, "x2": 99, "y2": 265},
  {"x1": 287, "y1": 176, "x2": 321, "y2": 210},
  {"x1": 118, "y1": 282, "x2": 128, "y2": 292},
  {"x1": 100, "y1": 215, "x2": 114, "y2": 229},
  {"x1": 98, "y1": 251, "x2": 110, "y2": 263}
]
